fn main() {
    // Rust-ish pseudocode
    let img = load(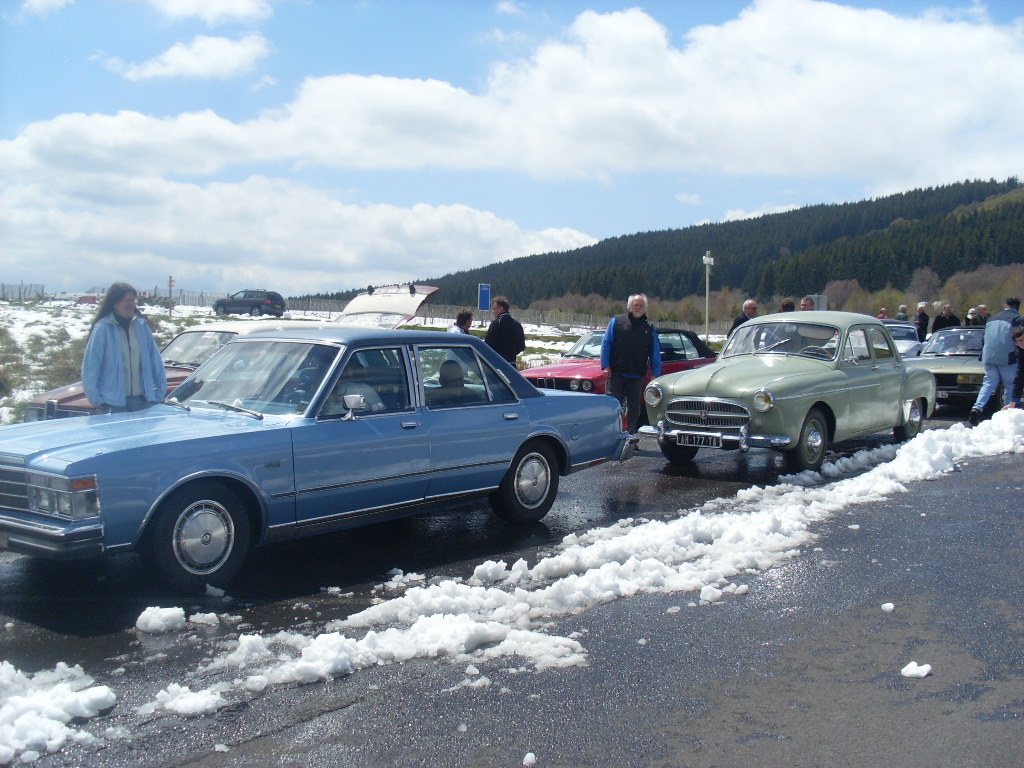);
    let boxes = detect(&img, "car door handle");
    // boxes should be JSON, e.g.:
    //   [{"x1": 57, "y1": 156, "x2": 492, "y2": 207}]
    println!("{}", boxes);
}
[
  {"x1": 503, "y1": 413, "x2": 519, "y2": 420},
  {"x1": 401, "y1": 421, "x2": 420, "y2": 429}
]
